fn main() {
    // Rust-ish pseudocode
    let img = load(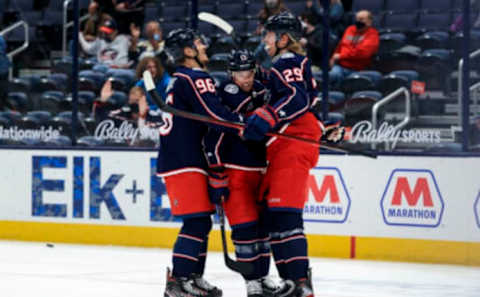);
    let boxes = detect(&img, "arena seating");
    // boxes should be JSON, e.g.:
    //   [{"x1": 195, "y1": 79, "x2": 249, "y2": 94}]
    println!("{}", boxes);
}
[{"x1": 0, "y1": 0, "x2": 477, "y2": 150}]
